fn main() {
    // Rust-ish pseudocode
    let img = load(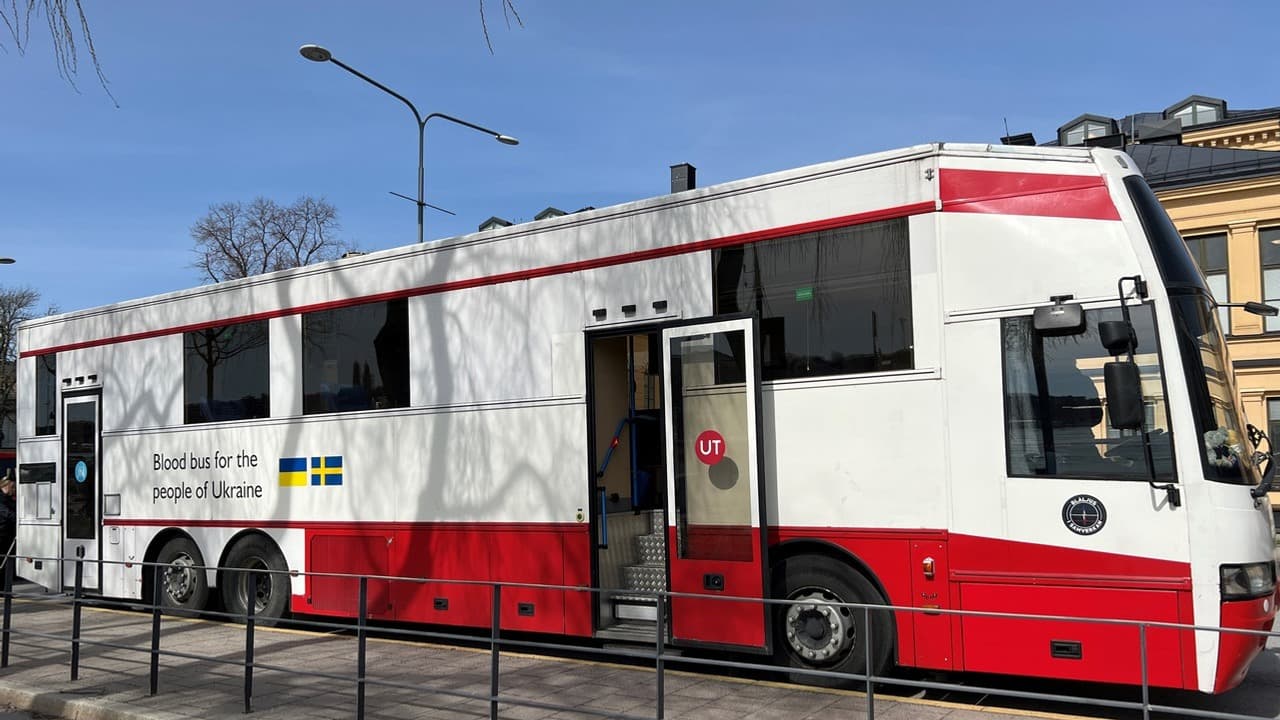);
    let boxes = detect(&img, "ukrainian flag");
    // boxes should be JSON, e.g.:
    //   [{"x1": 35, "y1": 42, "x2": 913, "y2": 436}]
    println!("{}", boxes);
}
[
  {"x1": 311, "y1": 456, "x2": 343, "y2": 486},
  {"x1": 278, "y1": 457, "x2": 308, "y2": 486}
]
